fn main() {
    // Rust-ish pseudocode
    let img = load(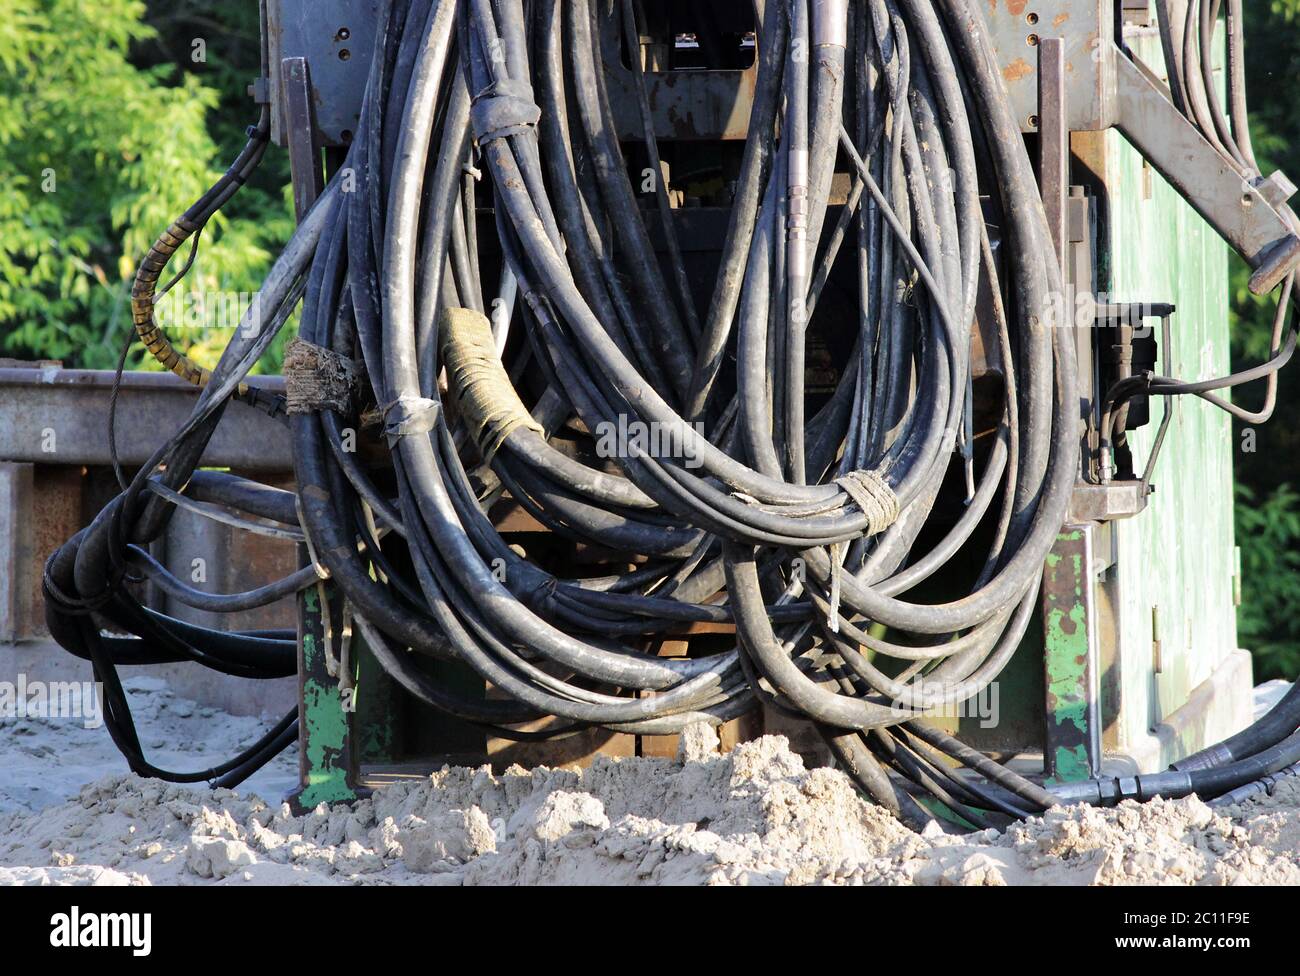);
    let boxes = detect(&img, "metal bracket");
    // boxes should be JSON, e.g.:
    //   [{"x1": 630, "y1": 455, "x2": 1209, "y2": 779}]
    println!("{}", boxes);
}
[
  {"x1": 1069, "y1": 481, "x2": 1148, "y2": 522},
  {"x1": 596, "y1": 2, "x2": 760, "y2": 141},
  {"x1": 987, "y1": 4, "x2": 1294, "y2": 293},
  {"x1": 1039, "y1": 37, "x2": 1069, "y2": 274},
  {"x1": 281, "y1": 57, "x2": 324, "y2": 222},
  {"x1": 1111, "y1": 49, "x2": 1300, "y2": 295},
  {"x1": 267, "y1": 0, "x2": 378, "y2": 148},
  {"x1": 986, "y1": 1, "x2": 1115, "y2": 133},
  {"x1": 1097, "y1": 302, "x2": 1177, "y2": 492},
  {"x1": 986, "y1": 3, "x2": 1300, "y2": 295},
  {"x1": 264, "y1": 0, "x2": 760, "y2": 147}
]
